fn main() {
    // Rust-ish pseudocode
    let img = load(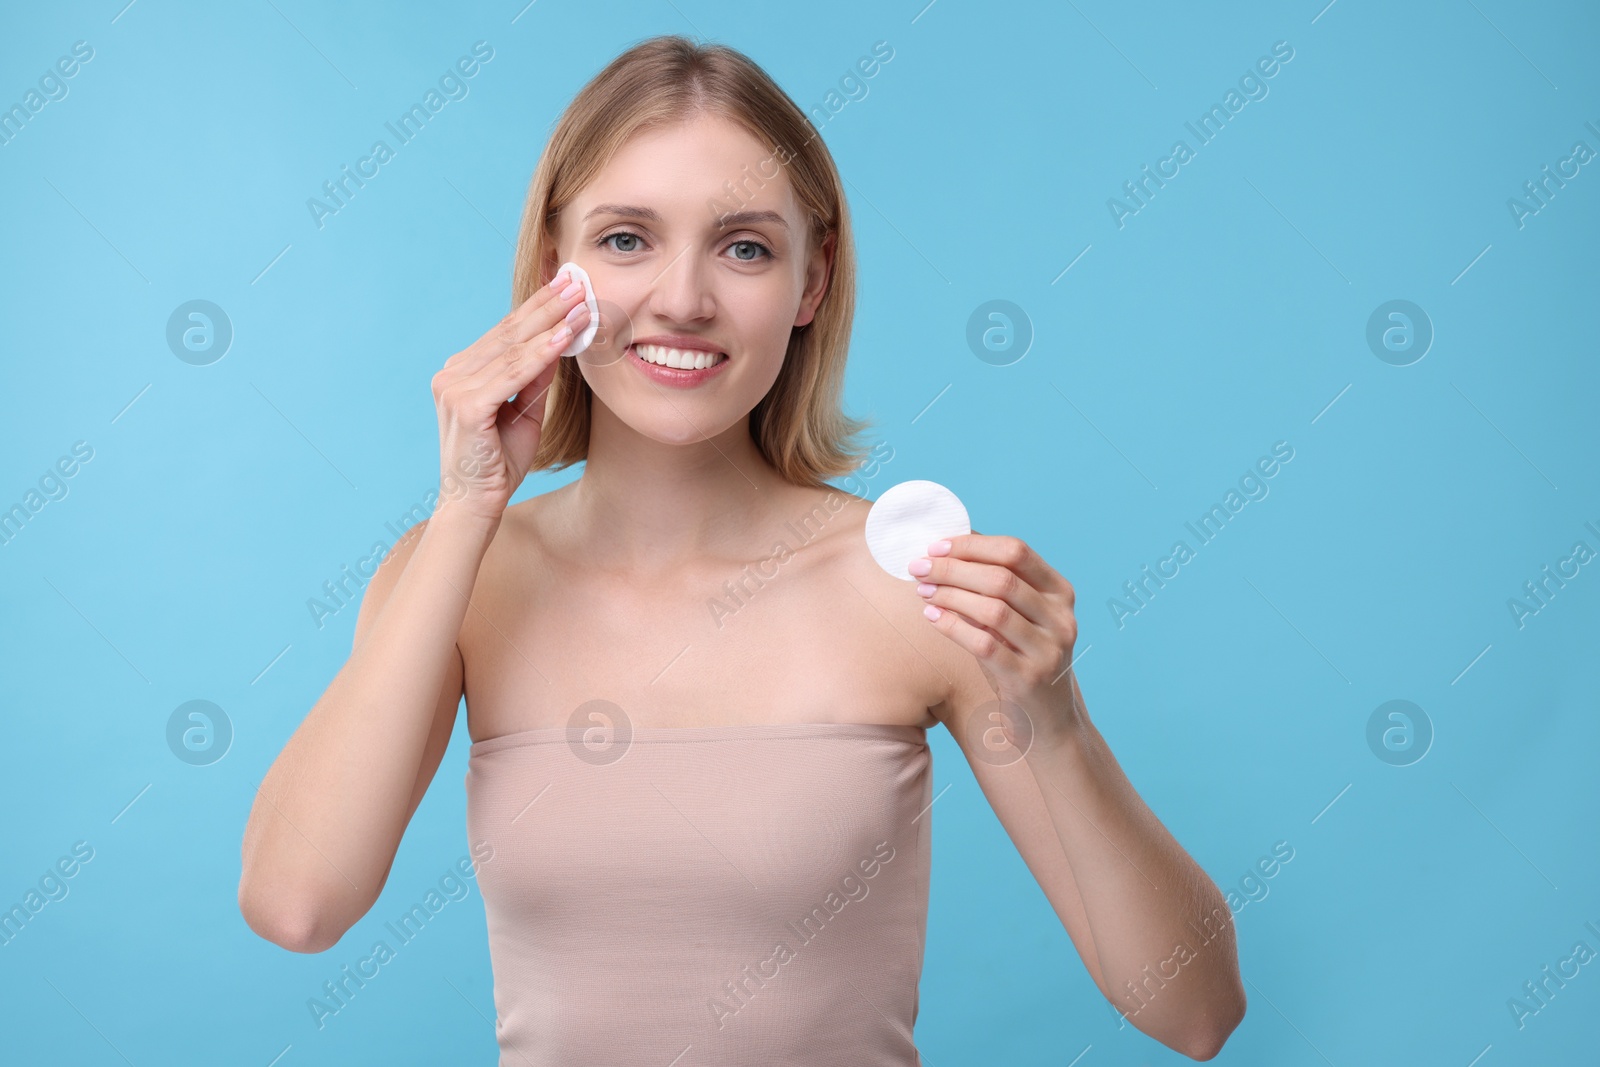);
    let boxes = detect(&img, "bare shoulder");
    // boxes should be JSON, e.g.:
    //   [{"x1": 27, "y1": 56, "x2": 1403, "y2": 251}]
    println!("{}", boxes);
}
[
  {"x1": 469, "y1": 486, "x2": 568, "y2": 602},
  {"x1": 808, "y1": 484, "x2": 974, "y2": 724},
  {"x1": 492, "y1": 487, "x2": 559, "y2": 555},
  {"x1": 352, "y1": 512, "x2": 438, "y2": 650},
  {"x1": 797, "y1": 485, "x2": 874, "y2": 574}
]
